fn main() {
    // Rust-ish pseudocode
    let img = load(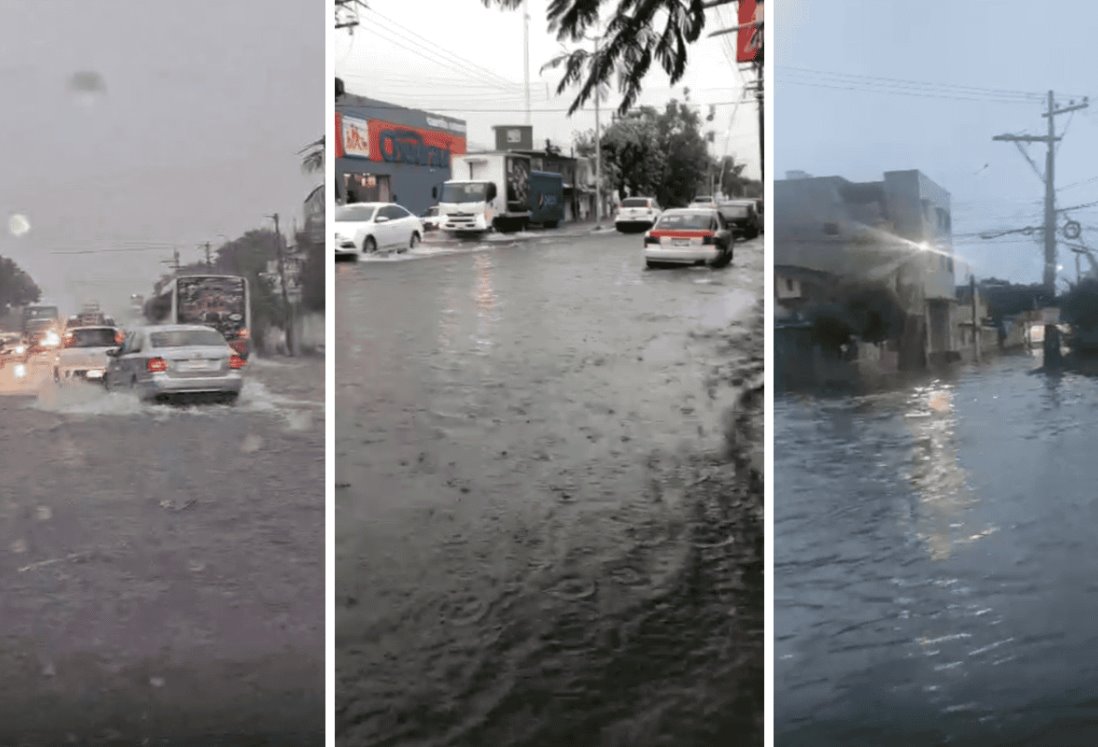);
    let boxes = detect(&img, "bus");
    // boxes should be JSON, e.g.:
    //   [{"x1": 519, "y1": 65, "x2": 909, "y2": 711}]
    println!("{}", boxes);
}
[{"x1": 144, "y1": 274, "x2": 252, "y2": 357}]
